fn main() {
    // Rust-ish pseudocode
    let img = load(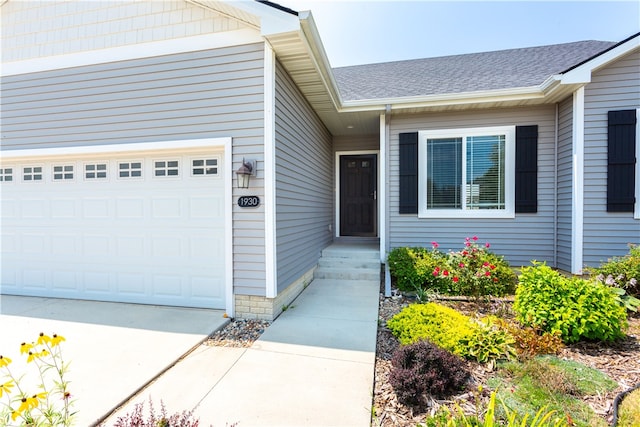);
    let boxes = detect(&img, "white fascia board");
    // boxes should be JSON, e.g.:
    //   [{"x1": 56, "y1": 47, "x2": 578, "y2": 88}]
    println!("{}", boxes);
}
[
  {"x1": 571, "y1": 87, "x2": 585, "y2": 275},
  {"x1": 561, "y1": 36, "x2": 640, "y2": 85},
  {"x1": 297, "y1": 11, "x2": 344, "y2": 109},
  {"x1": 338, "y1": 86, "x2": 545, "y2": 113},
  {"x1": 218, "y1": 0, "x2": 300, "y2": 35},
  {"x1": 1, "y1": 29, "x2": 261, "y2": 76},
  {"x1": 0, "y1": 138, "x2": 230, "y2": 159}
]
